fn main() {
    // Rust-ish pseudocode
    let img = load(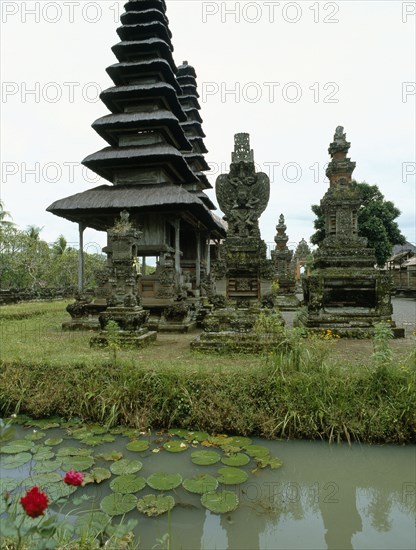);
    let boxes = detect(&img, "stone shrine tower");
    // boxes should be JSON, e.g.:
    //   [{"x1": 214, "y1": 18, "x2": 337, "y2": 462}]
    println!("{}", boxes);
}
[
  {"x1": 271, "y1": 214, "x2": 299, "y2": 309},
  {"x1": 302, "y1": 126, "x2": 400, "y2": 337},
  {"x1": 212, "y1": 133, "x2": 273, "y2": 303}
]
